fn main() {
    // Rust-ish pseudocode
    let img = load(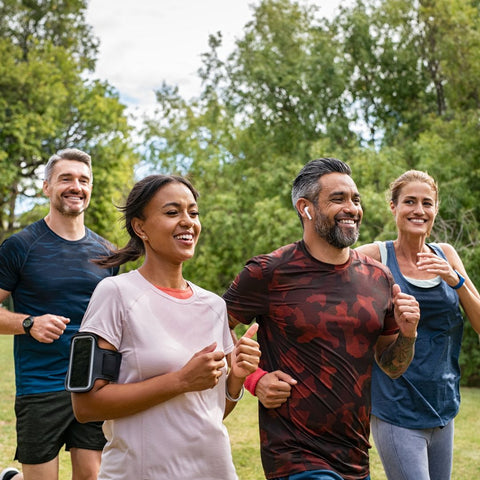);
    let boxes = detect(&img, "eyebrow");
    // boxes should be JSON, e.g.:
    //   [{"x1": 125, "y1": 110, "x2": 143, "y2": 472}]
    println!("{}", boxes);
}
[
  {"x1": 162, "y1": 201, "x2": 198, "y2": 208},
  {"x1": 404, "y1": 195, "x2": 434, "y2": 202},
  {"x1": 58, "y1": 173, "x2": 91, "y2": 181},
  {"x1": 329, "y1": 190, "x2": 361, "y2": 198}
]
